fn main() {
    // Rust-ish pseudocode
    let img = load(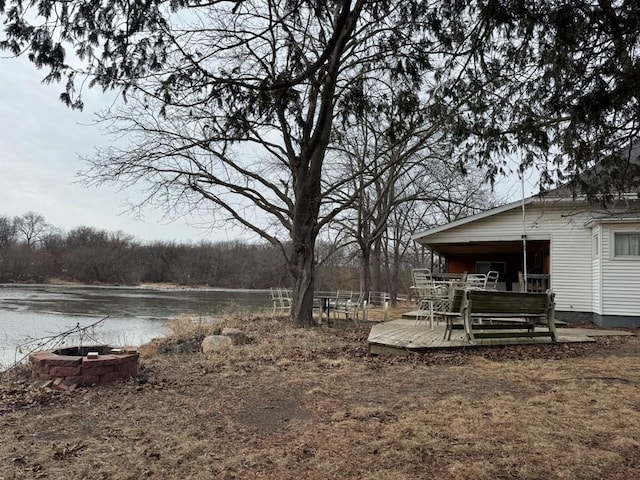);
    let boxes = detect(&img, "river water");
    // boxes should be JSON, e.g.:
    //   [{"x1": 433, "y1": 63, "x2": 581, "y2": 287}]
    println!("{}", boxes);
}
[{"x1": 0, "y1": 284, "x2": 270, "y2": 369}]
